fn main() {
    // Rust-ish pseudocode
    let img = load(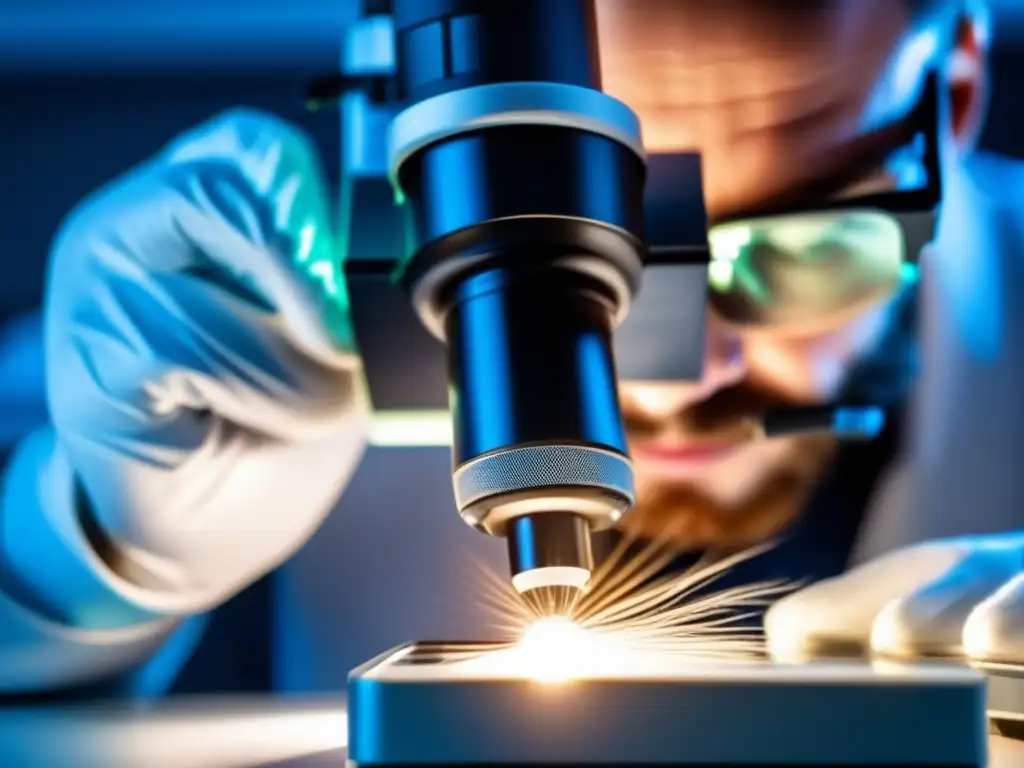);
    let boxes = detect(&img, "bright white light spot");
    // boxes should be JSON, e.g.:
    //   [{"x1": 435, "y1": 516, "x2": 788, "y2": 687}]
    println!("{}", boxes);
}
[
  {"x1": 459, "y1": 618, "x2": 659, "y2": 684},
  {"x1": 514, "y1": 618, "x2": 609, "y2": 683},
  {"x1": 461, "y1": 616, "x2": 758, "y2": 684},
  {"x1": 520, "y1": 618, "x2": 586, "y2": 654}
]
